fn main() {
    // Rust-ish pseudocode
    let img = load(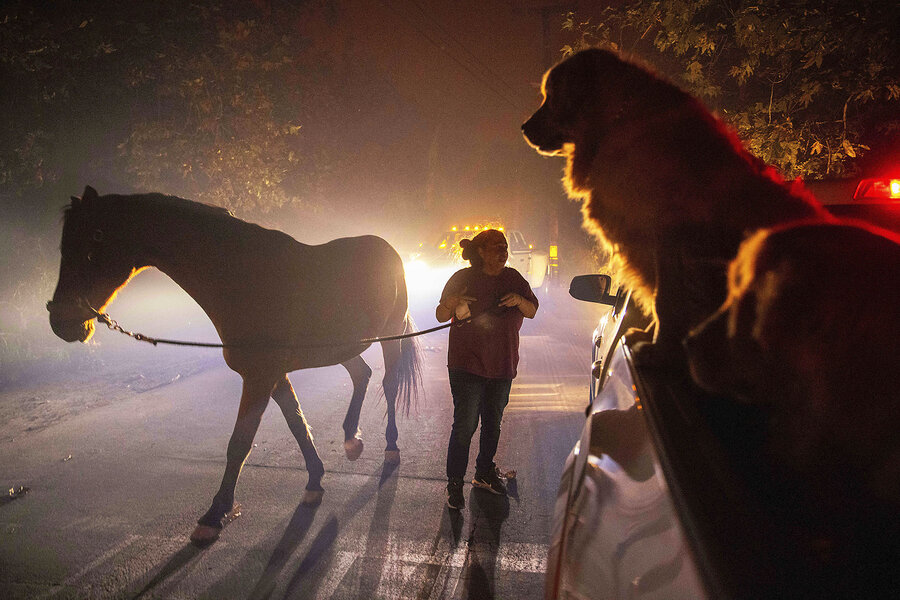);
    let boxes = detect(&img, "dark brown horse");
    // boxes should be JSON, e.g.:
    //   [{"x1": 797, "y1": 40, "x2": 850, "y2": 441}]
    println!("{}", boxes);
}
[{"x1": 47, "y1": 186, "x2": 421, "y2": 544}]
